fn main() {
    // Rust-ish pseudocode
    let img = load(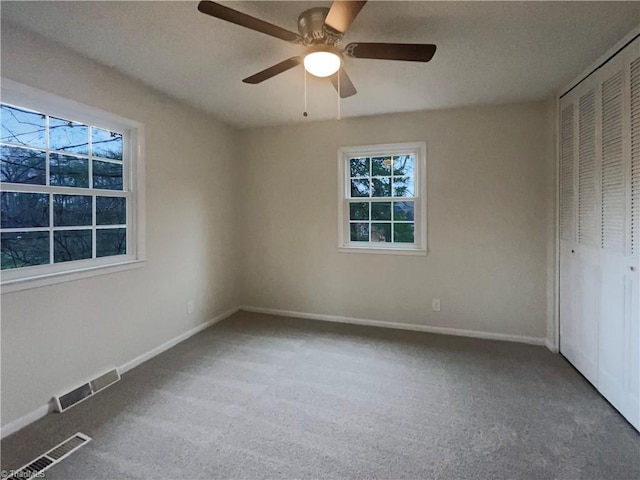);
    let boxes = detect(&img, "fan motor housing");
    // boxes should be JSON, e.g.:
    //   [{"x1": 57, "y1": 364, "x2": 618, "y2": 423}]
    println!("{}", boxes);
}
[{"x1": 297, "y1": 7, "x2": 341, "y2": 45}]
